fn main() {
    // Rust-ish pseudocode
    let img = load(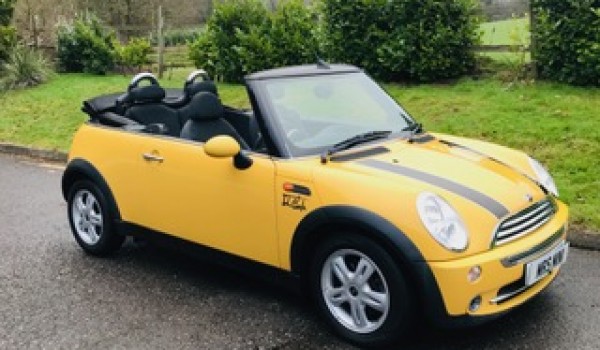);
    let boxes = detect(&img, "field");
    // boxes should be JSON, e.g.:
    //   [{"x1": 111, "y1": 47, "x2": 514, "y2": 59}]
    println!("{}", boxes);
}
[
  {"x1": 478, "y1": 17, "x2": 530, "y2": 63},
  {"x1": 480, "y1": 17, "x2": 530, "y2": 46},
  {"x1": 0, "y1": 70, "x2": 598, "y2": 230}
]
